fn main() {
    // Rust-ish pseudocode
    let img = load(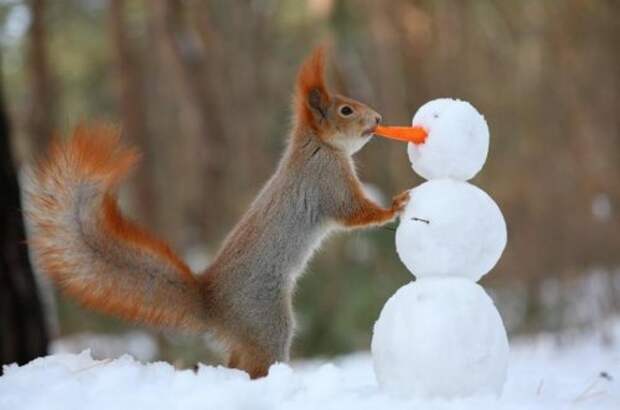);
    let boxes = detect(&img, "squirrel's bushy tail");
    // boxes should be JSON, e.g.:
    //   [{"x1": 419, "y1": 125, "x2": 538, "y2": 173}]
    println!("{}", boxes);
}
[{"x1": 25, "y1": 125, "x2": 209, "y2": 332}]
